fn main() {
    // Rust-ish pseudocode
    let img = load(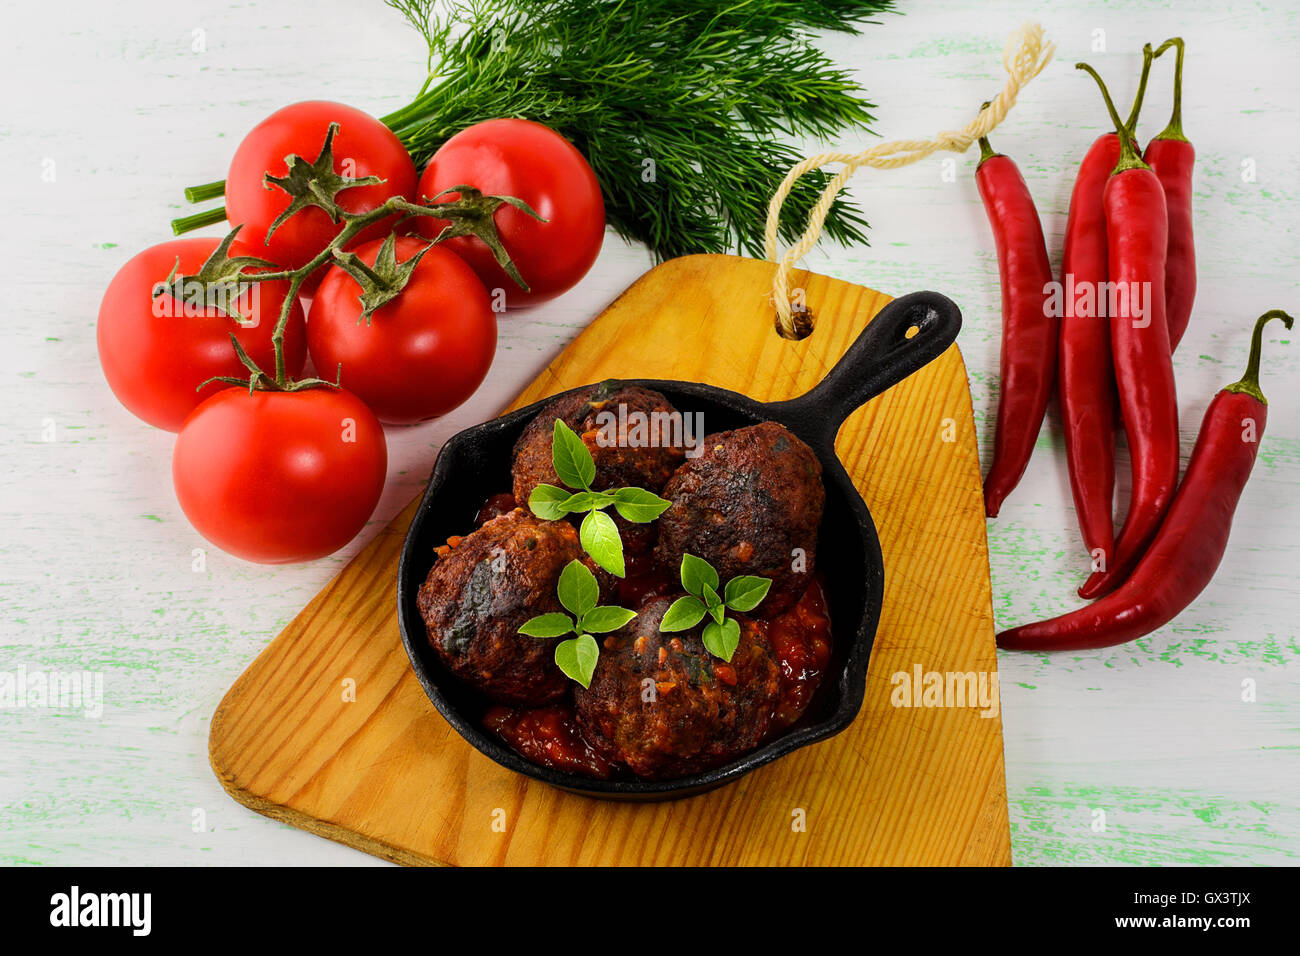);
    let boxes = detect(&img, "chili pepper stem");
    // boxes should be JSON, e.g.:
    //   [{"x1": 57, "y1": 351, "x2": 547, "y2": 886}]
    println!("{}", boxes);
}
[
  {"x1": 1076, "y1": 62, "x2": 1150, "y2": 173},
  {"x1": 1225, "y1": 310, "x2": 1295, "y2": 404},
  {"x1": 1123, "y1": 44, "x2": 1155, "y2": 138},
  {"x1": 1152, "y1": 38, "x2": 1190, "y2": 143},
  {"x1": 976, "y1": 101, "x2": 998, "y2": 164}
]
